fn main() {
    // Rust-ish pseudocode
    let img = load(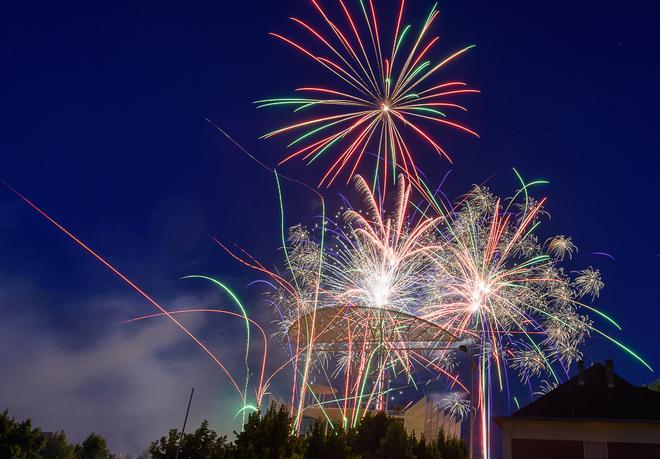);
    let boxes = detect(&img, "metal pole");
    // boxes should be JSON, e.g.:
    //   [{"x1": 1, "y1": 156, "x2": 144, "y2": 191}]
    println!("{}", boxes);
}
[
  {"x1": 459, "y1": 345, "x2": 475, "y2": 459},
  {"x1": 175, "y1": 387, "x2": 195, "y2": 459},
  {"x1": 469, "y1": 355, "x2": 475, "y2": 459}
]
